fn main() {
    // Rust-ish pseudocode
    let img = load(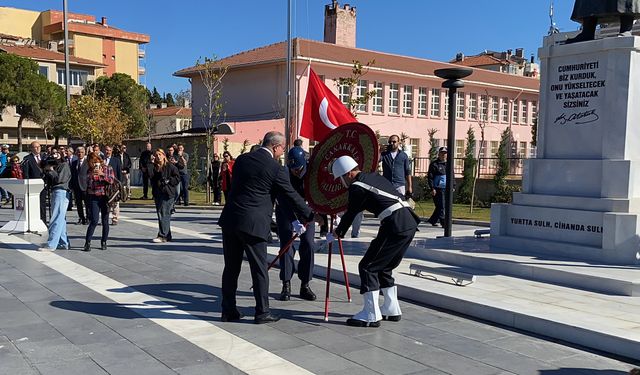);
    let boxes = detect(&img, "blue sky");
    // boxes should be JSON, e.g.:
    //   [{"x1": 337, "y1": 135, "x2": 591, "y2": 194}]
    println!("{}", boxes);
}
[{"x1": 4, "y1": 0, "x2": 579, "y2": 95}]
